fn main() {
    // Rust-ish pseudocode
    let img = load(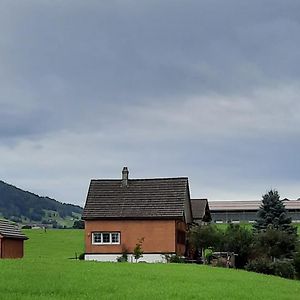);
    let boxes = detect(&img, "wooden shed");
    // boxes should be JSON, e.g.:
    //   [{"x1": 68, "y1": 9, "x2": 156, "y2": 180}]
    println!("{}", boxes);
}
[{"x1": 0, "y1": 219, "x2": 28, "y2": 259}]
